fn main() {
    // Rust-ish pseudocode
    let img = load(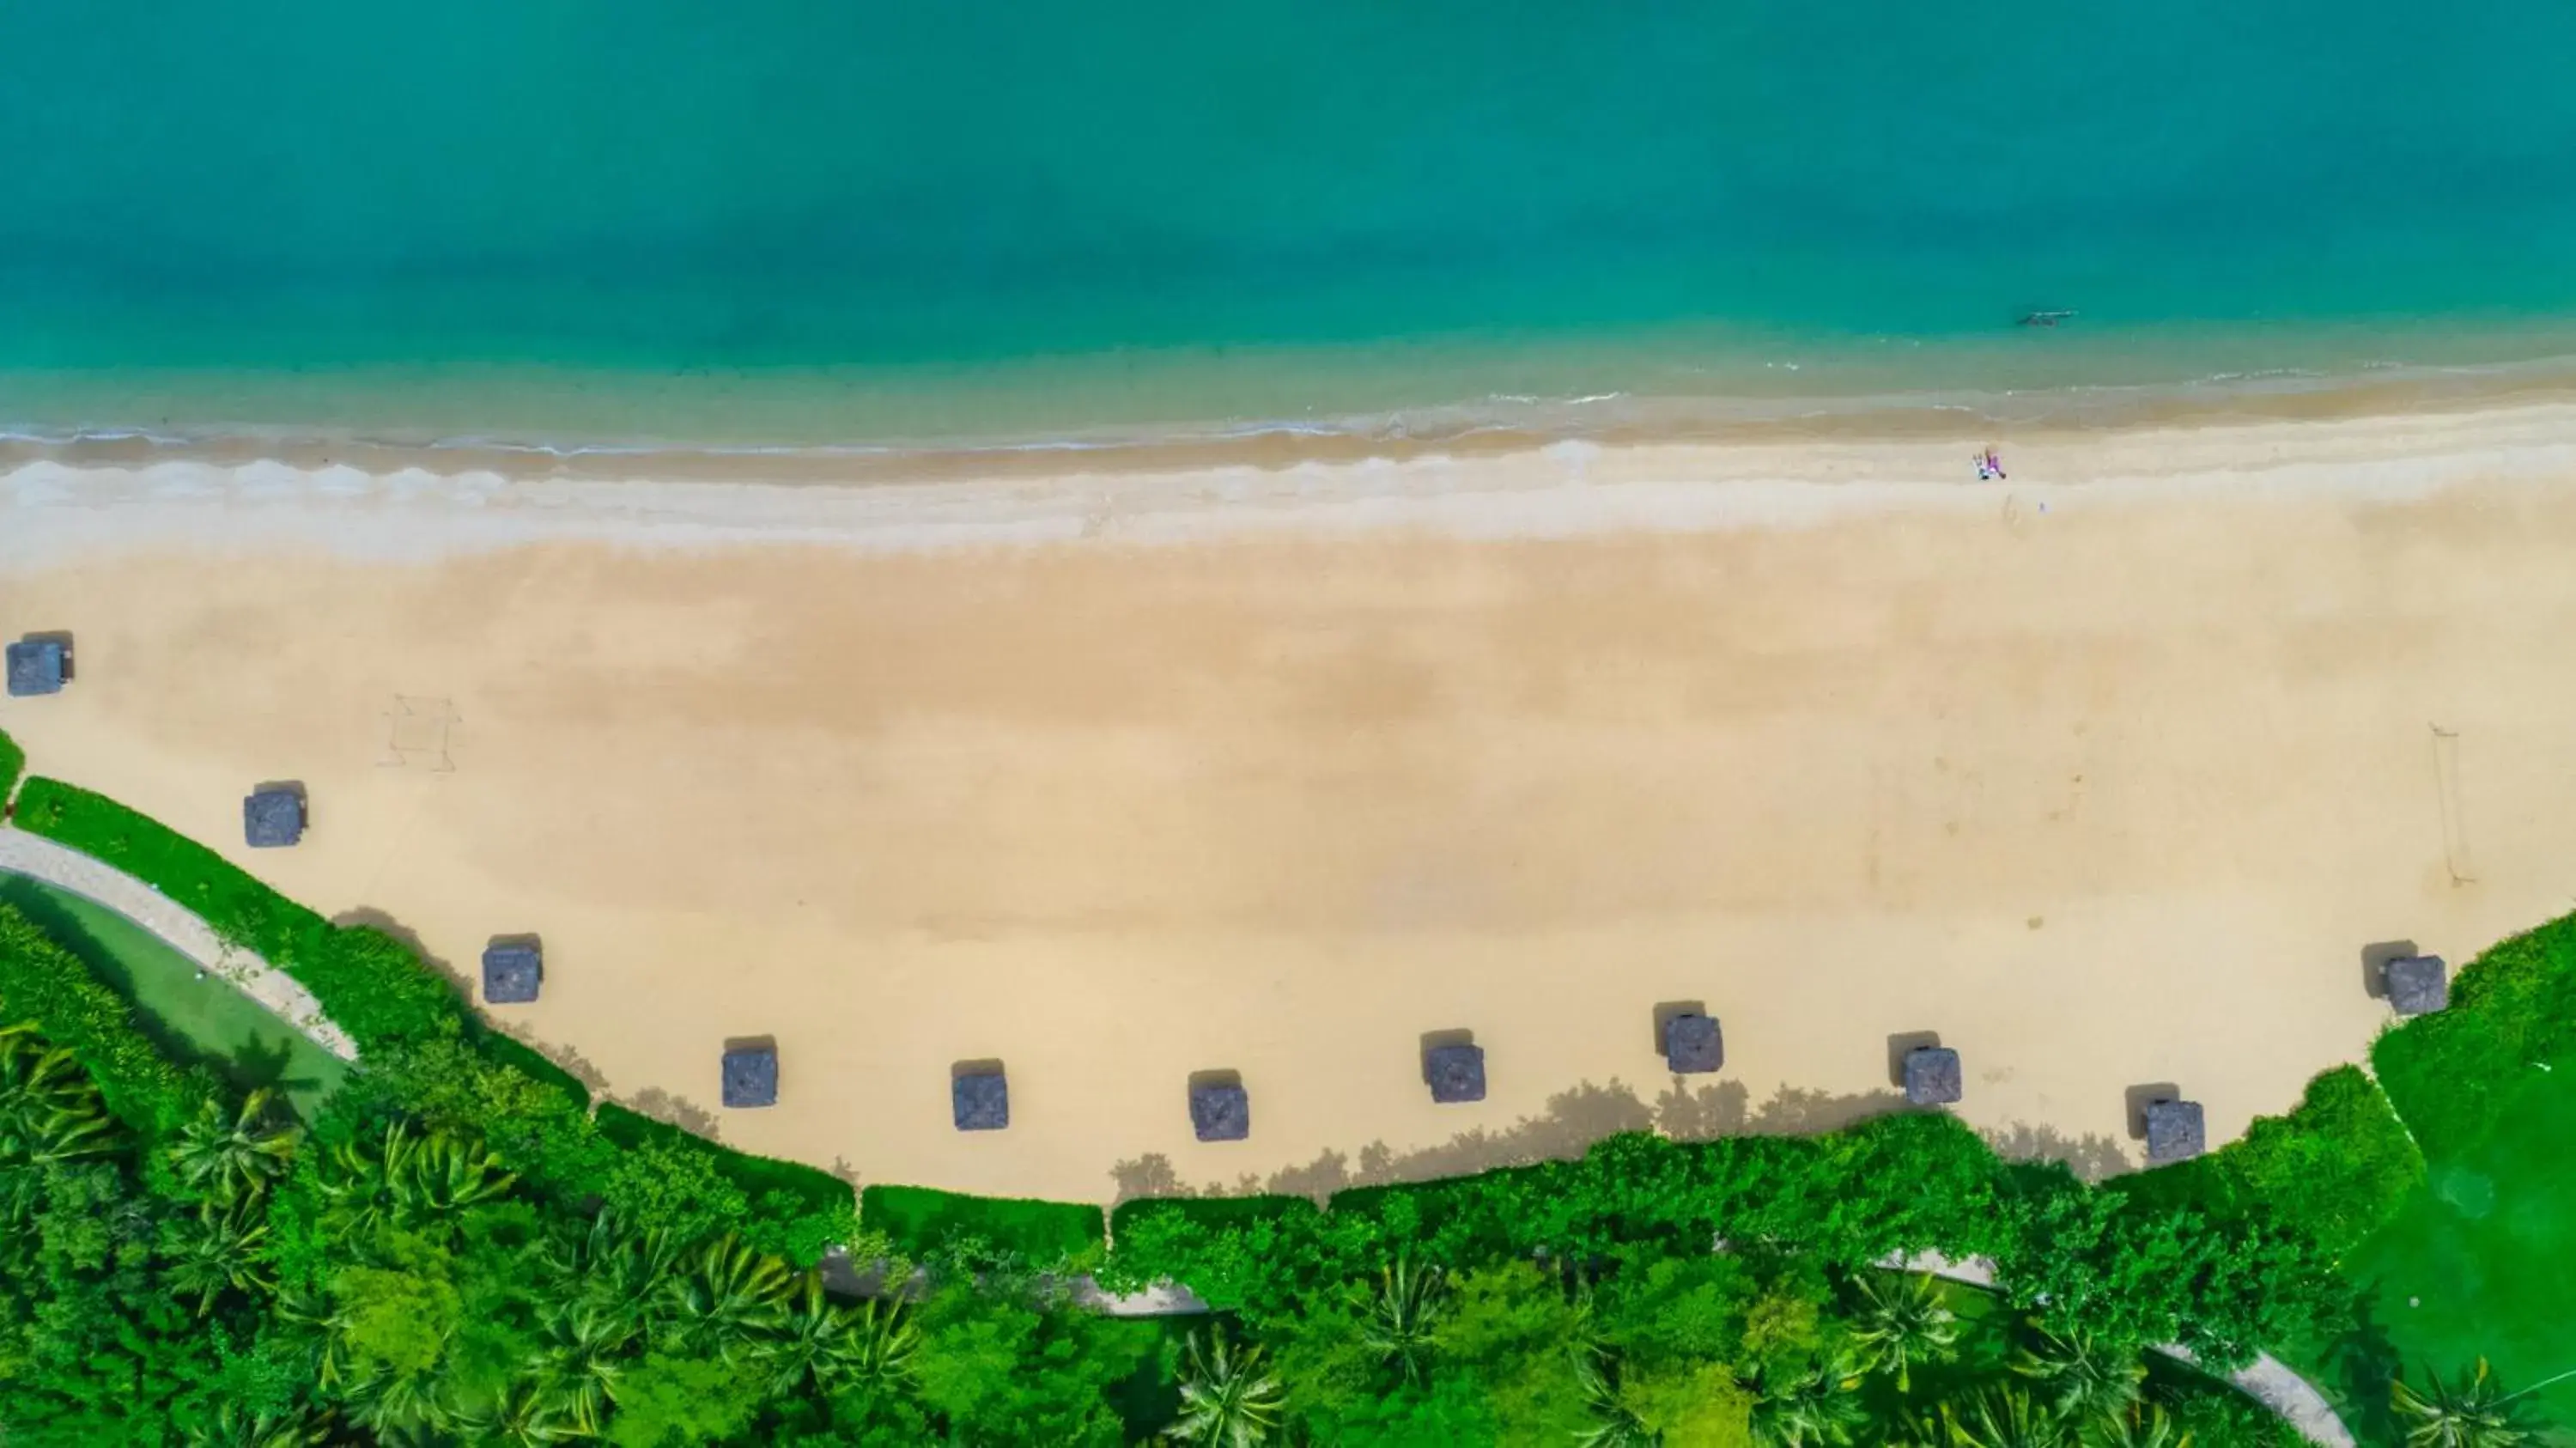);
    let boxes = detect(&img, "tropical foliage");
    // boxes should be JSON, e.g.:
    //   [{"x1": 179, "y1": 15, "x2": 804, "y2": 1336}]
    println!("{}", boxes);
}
[{"x1": 0, "y1": 739, "x2": 2551, "y2": 1445}]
